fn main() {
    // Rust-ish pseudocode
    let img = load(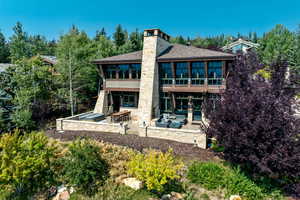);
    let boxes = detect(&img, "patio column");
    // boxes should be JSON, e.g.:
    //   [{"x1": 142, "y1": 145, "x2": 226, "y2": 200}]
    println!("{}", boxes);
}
[{"x1": 187, "y1": 96, "x2": 193, "y2": 123}]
